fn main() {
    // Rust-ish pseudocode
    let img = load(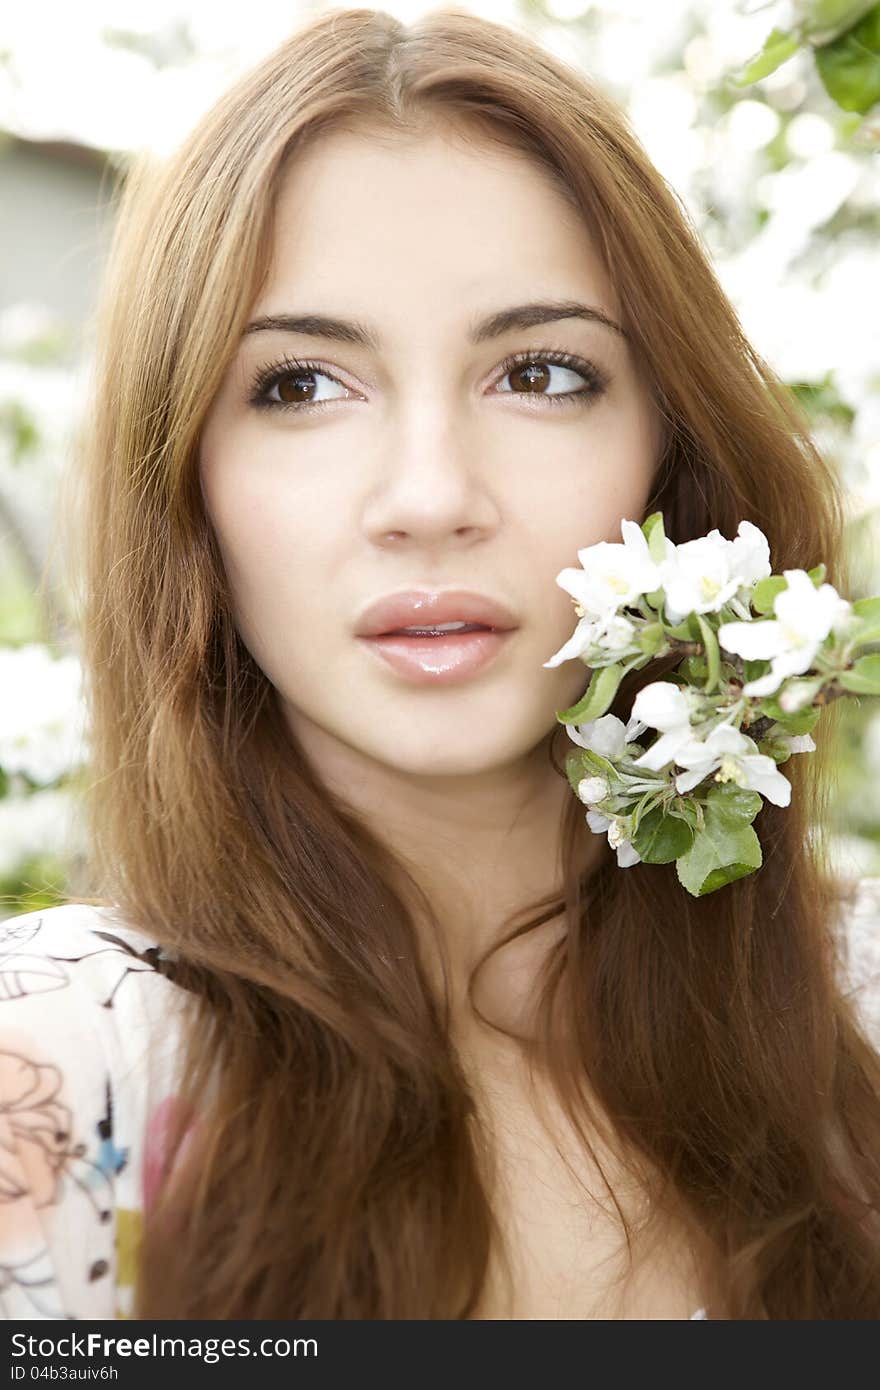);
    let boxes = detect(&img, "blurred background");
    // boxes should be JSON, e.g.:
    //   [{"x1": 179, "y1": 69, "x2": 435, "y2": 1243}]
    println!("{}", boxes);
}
[{"x1": 1, "y1": 0, "x2": 879, "y2": 918}]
